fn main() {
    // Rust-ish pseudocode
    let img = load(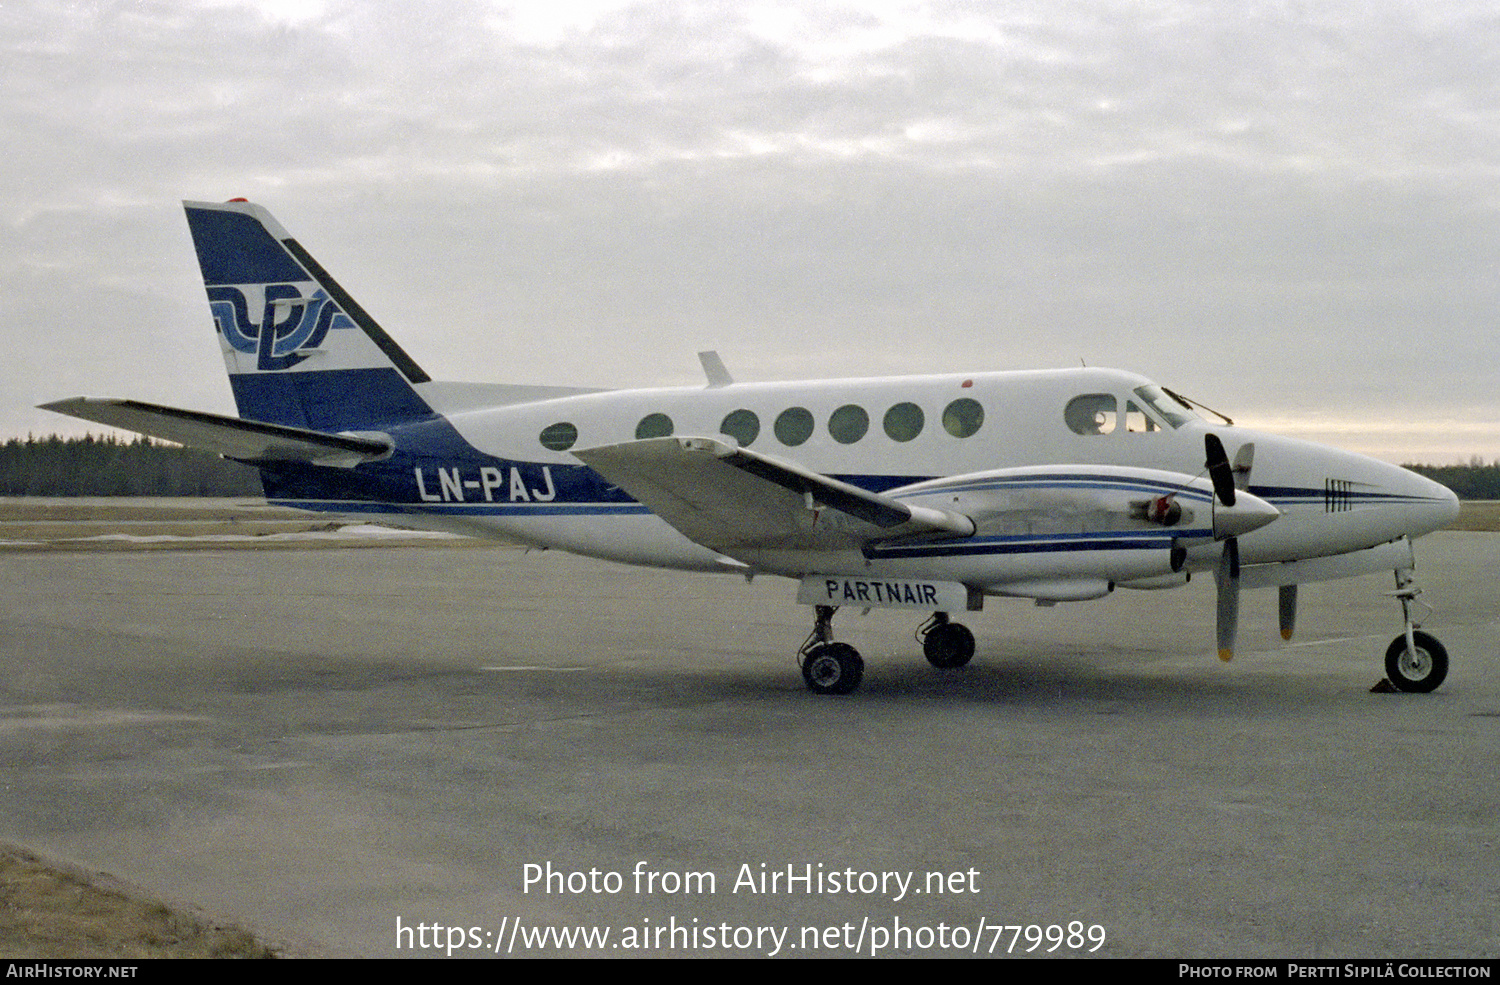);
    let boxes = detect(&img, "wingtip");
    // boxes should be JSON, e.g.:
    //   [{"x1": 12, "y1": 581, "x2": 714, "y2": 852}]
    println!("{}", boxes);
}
[{"x1": 38, "y1": 396, "x2": 110, "y2": 414}]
